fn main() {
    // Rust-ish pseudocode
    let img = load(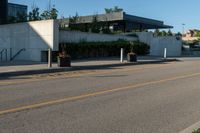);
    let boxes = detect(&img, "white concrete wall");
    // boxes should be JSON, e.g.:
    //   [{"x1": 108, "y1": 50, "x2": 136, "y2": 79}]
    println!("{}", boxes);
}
[
  {"x1": 135, "y1": 32, "x2": 153, "y2": 45},
  {"x1": 59, "y1": 31, "x2": 138, "y2": 43},
  {"x1": 135, "y1": 32, "x2": 182, "y2": 57},
  {"x1": 150, "y1": 37, "x2": 182, "y2": 56},
  {"x1": 0, "y1": 20, "x2": 59, "y2": 61}
]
